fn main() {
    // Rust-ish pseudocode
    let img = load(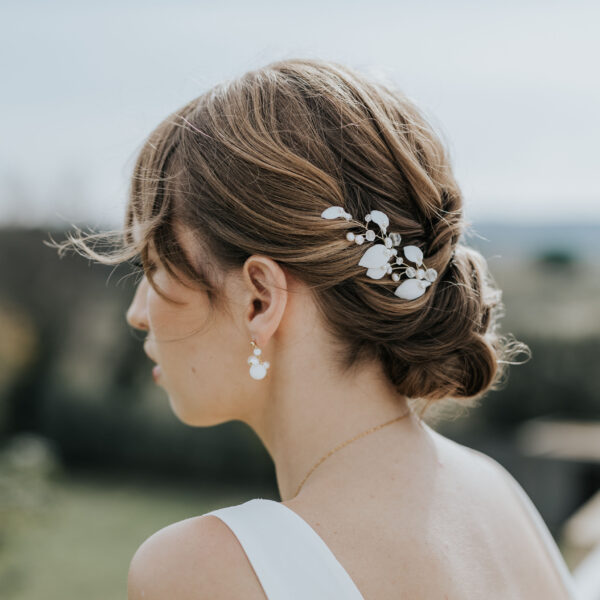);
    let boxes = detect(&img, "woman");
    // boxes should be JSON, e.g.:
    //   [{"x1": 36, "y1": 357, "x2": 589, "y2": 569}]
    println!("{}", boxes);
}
[{"x1": 55, "y1": 58, "x2": 578, "y2": 599}]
